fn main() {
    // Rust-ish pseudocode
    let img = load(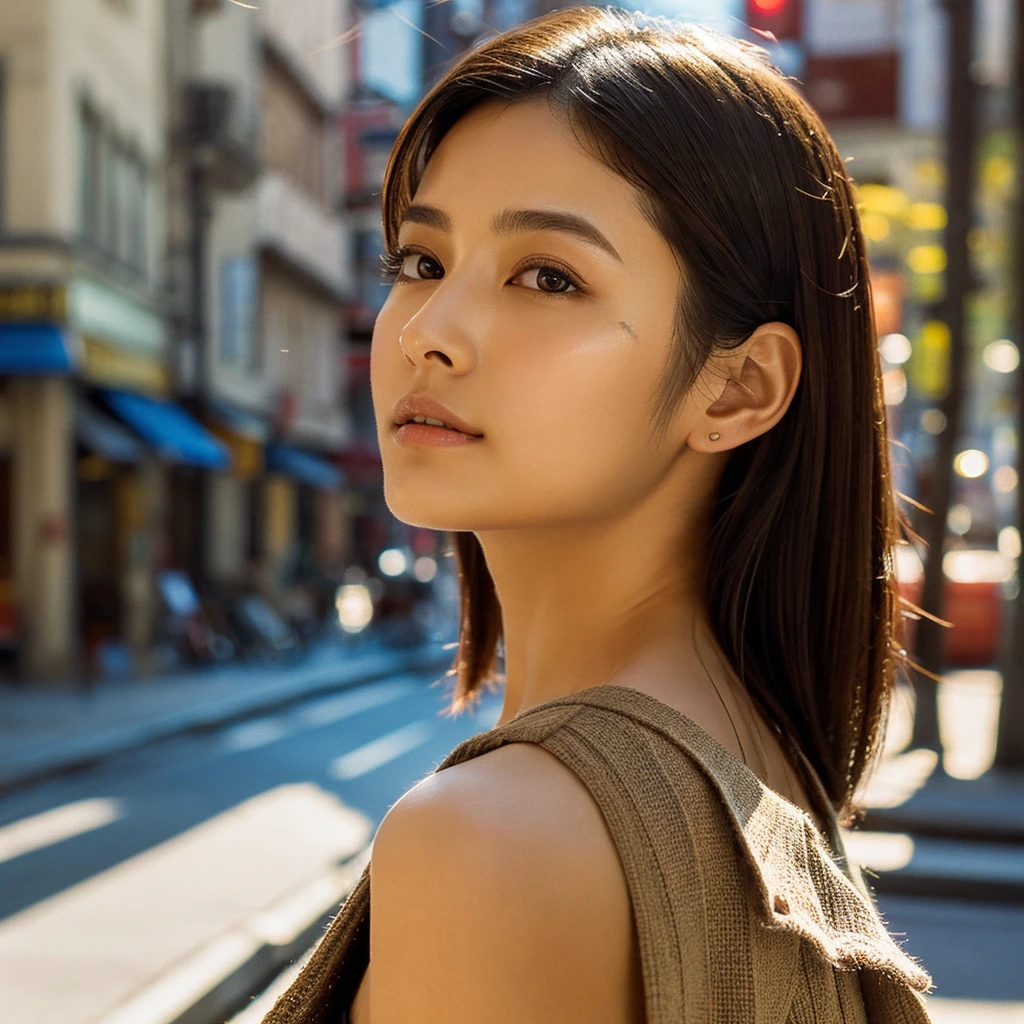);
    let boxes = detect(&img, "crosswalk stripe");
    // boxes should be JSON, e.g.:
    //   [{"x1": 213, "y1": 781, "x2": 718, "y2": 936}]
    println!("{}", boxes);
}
[
  {"x1": 330, "y1": 721, "x2": 435, "y2": 780},
  {"x1": 222, "y1": 719, "x2": 292, "y2": 752},
  {"x1": 292, "y1": 678, "x2": 417, "y2": 728},
  {"x1": 0, "y1": 798, "x2": 125, "y2": 866},
  {"x1": 221, "y1": 680, "x2": 423, "y2": 754}
]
